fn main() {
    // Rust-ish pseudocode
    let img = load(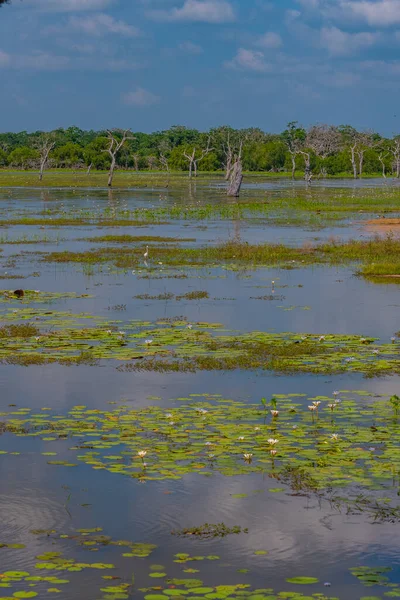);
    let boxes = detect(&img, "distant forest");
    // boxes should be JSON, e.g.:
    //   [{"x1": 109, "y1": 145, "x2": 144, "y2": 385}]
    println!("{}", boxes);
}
[{"x1": 0, "y1": 123, "x2": 399, "y2": 179}]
